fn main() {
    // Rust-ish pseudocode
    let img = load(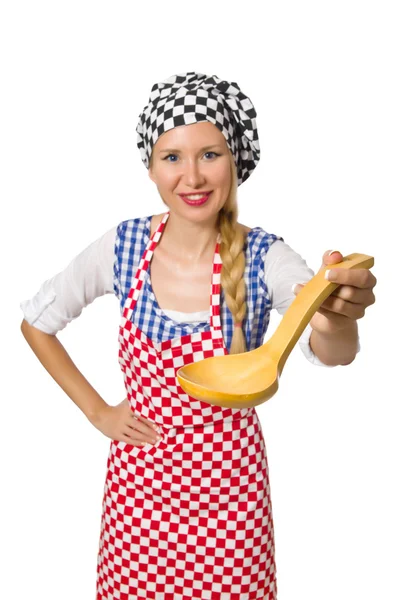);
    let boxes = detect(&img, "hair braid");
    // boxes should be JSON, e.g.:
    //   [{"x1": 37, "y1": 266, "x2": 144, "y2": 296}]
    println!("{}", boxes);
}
[{"x1": 218, "y1": 153, "x2": 248, "y2": 354}]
